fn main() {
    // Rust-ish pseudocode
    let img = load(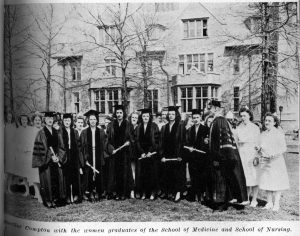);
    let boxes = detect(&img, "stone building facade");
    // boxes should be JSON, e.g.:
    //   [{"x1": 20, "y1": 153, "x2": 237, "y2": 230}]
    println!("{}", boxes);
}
[{"x1": 51, "y1": 2, "x2": 298, "y2": 129}]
